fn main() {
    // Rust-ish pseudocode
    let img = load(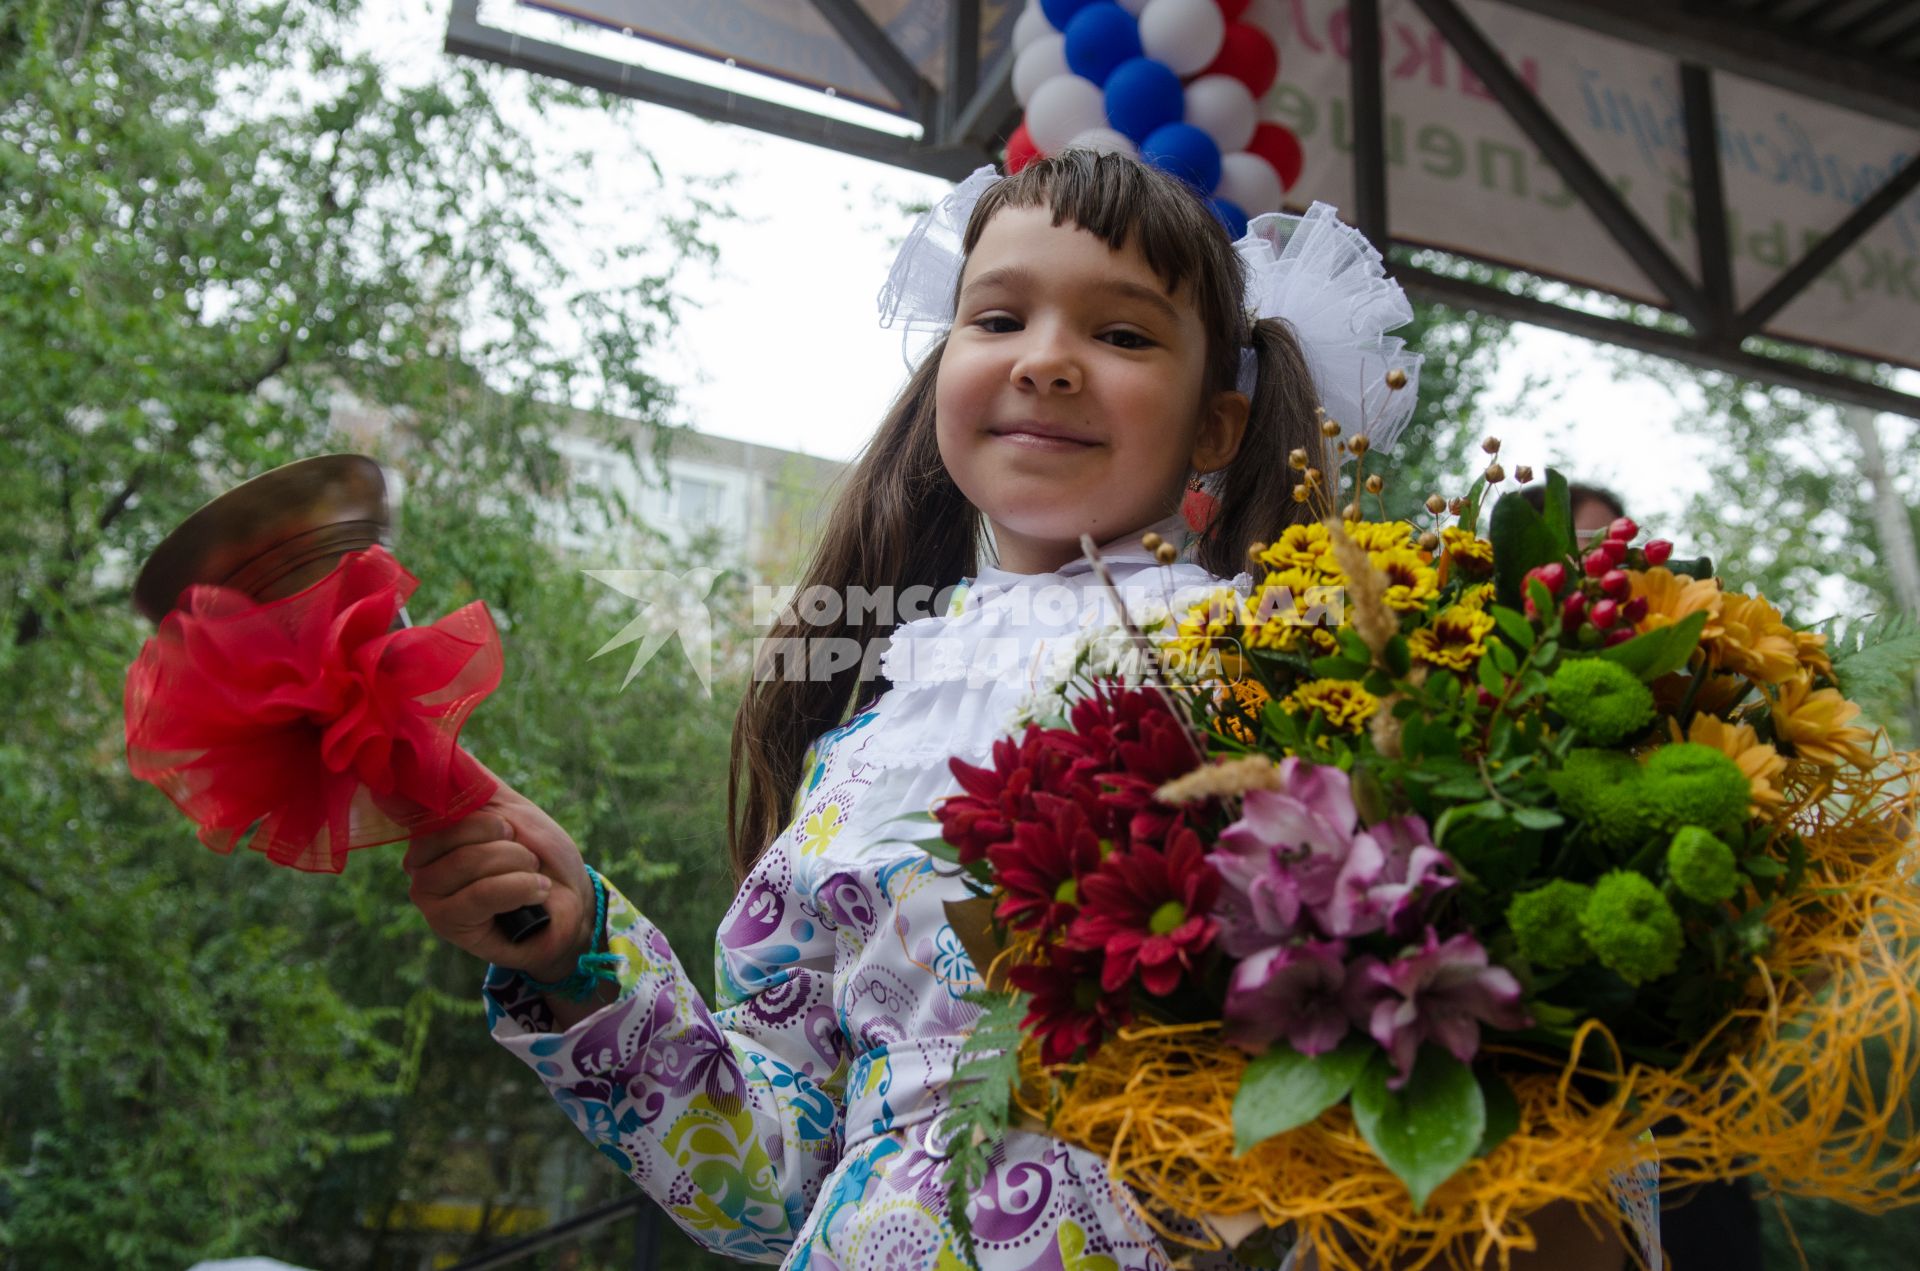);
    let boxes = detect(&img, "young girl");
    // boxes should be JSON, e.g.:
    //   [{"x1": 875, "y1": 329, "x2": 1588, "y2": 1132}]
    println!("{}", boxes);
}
[{"x1": 405, "y1": 152, "x2": 1639, "y2": 1270}]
